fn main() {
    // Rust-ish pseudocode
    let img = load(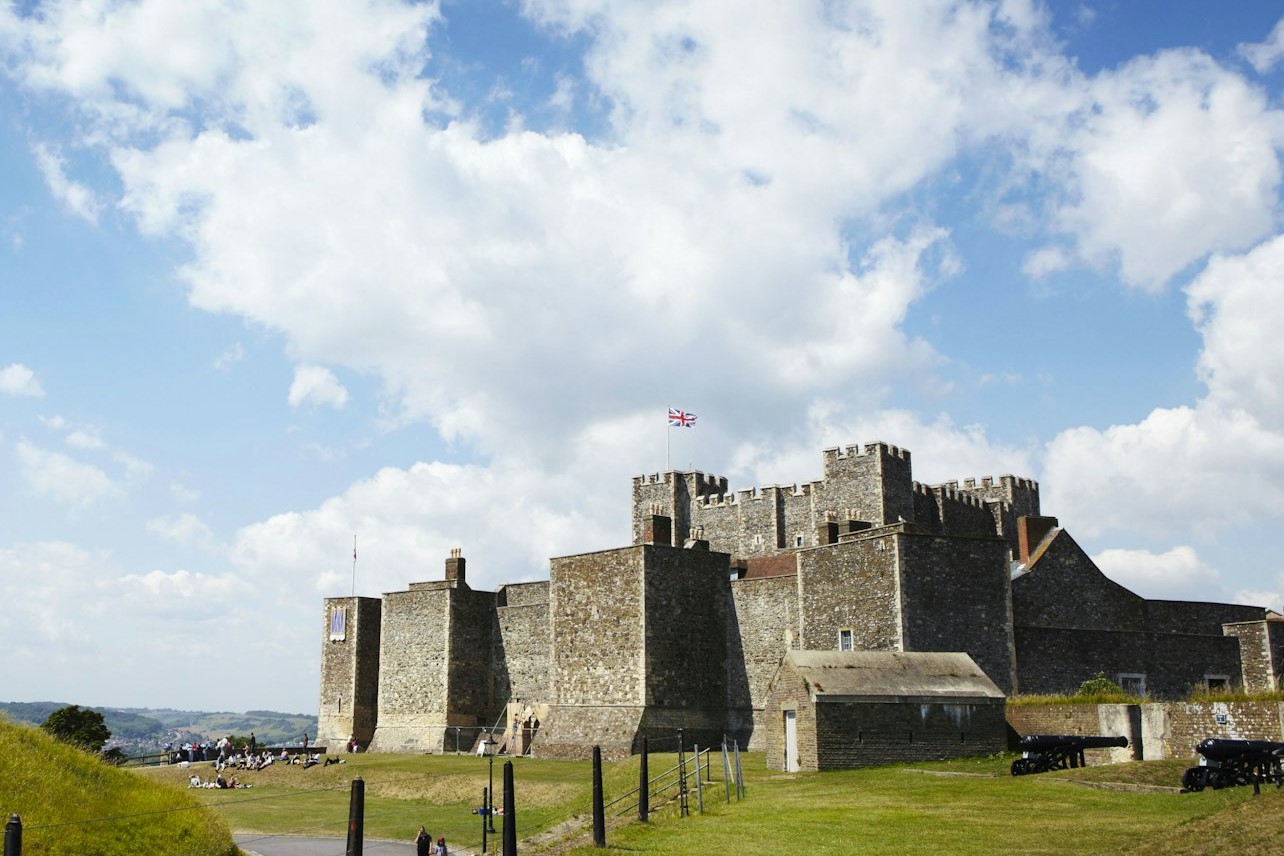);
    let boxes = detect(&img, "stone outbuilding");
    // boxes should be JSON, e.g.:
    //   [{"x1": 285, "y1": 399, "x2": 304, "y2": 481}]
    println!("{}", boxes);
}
[{"x1": 764, "y1": 650, "x2": 1007, "y2": 771}]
